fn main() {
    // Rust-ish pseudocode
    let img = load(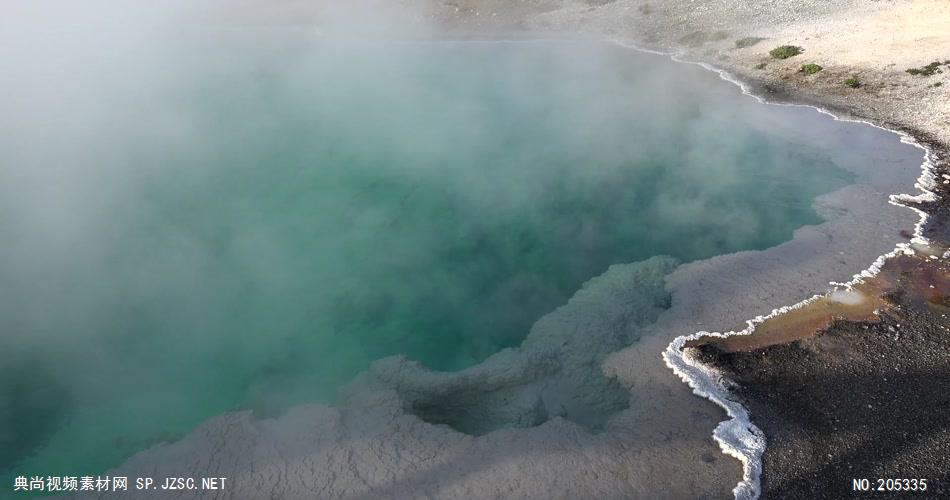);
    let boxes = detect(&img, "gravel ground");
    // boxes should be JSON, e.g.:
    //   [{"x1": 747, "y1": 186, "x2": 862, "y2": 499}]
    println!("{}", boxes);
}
[{"x1": 693, "y1": 259, "x2": 950, "y2": 499}]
